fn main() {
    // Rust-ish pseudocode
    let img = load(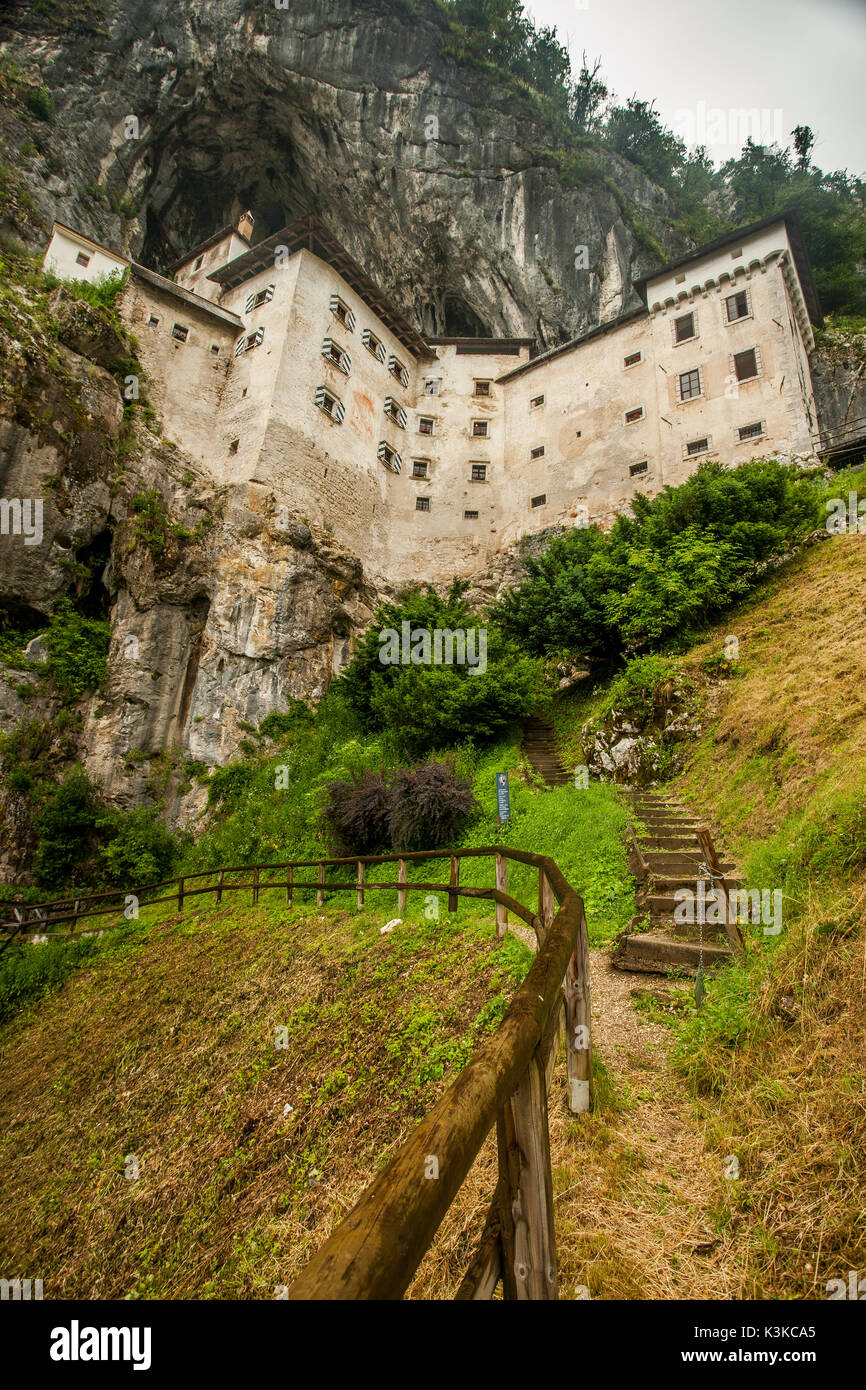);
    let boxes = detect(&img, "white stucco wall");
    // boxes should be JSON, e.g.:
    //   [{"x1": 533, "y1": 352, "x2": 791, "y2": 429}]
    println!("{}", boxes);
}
[{"x1": 43, "y1": 224, "x2": 128, "y2": 284}]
